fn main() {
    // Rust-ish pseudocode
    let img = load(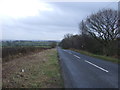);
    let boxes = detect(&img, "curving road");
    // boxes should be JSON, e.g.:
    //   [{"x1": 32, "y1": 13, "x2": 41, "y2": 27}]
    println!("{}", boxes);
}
[{"x1": 57, "y1": 47, "x2": 119, "y2": 88}]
